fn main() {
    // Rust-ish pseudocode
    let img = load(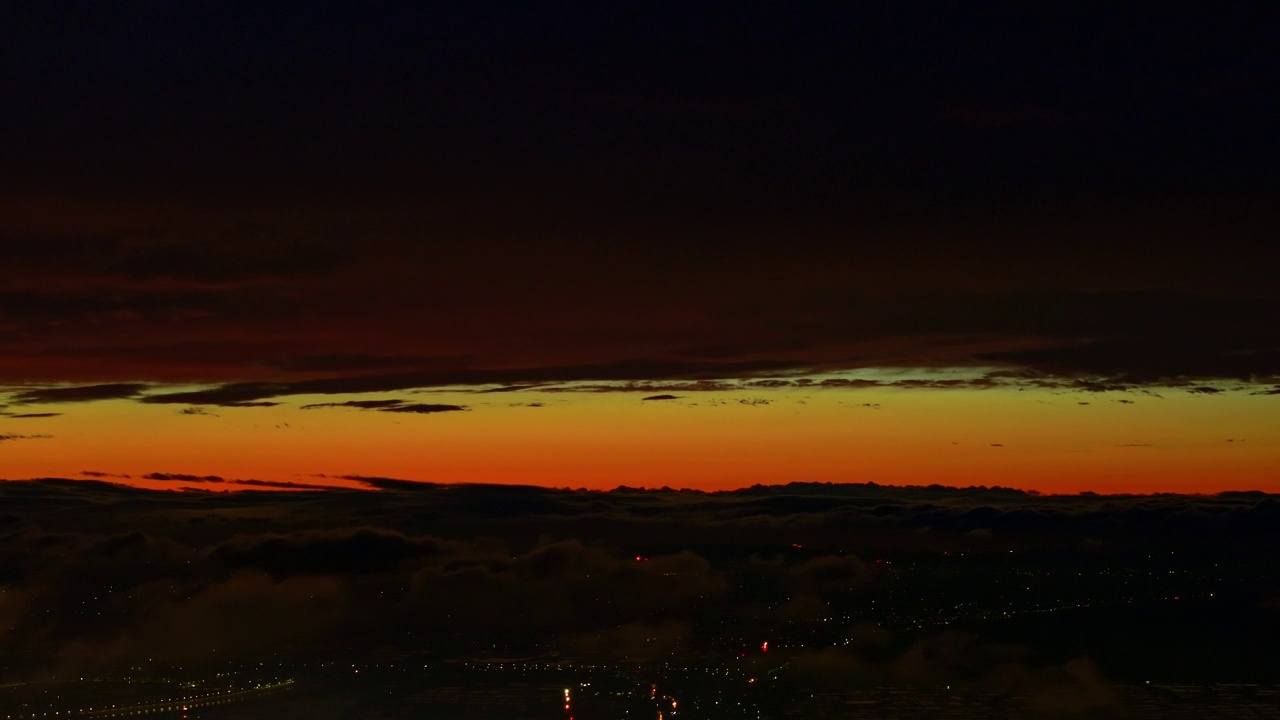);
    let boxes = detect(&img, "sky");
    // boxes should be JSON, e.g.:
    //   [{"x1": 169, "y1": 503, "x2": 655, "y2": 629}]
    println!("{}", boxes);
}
[{"x1": 1, "y1": 3, "x2": 1278, "y2": 493}]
